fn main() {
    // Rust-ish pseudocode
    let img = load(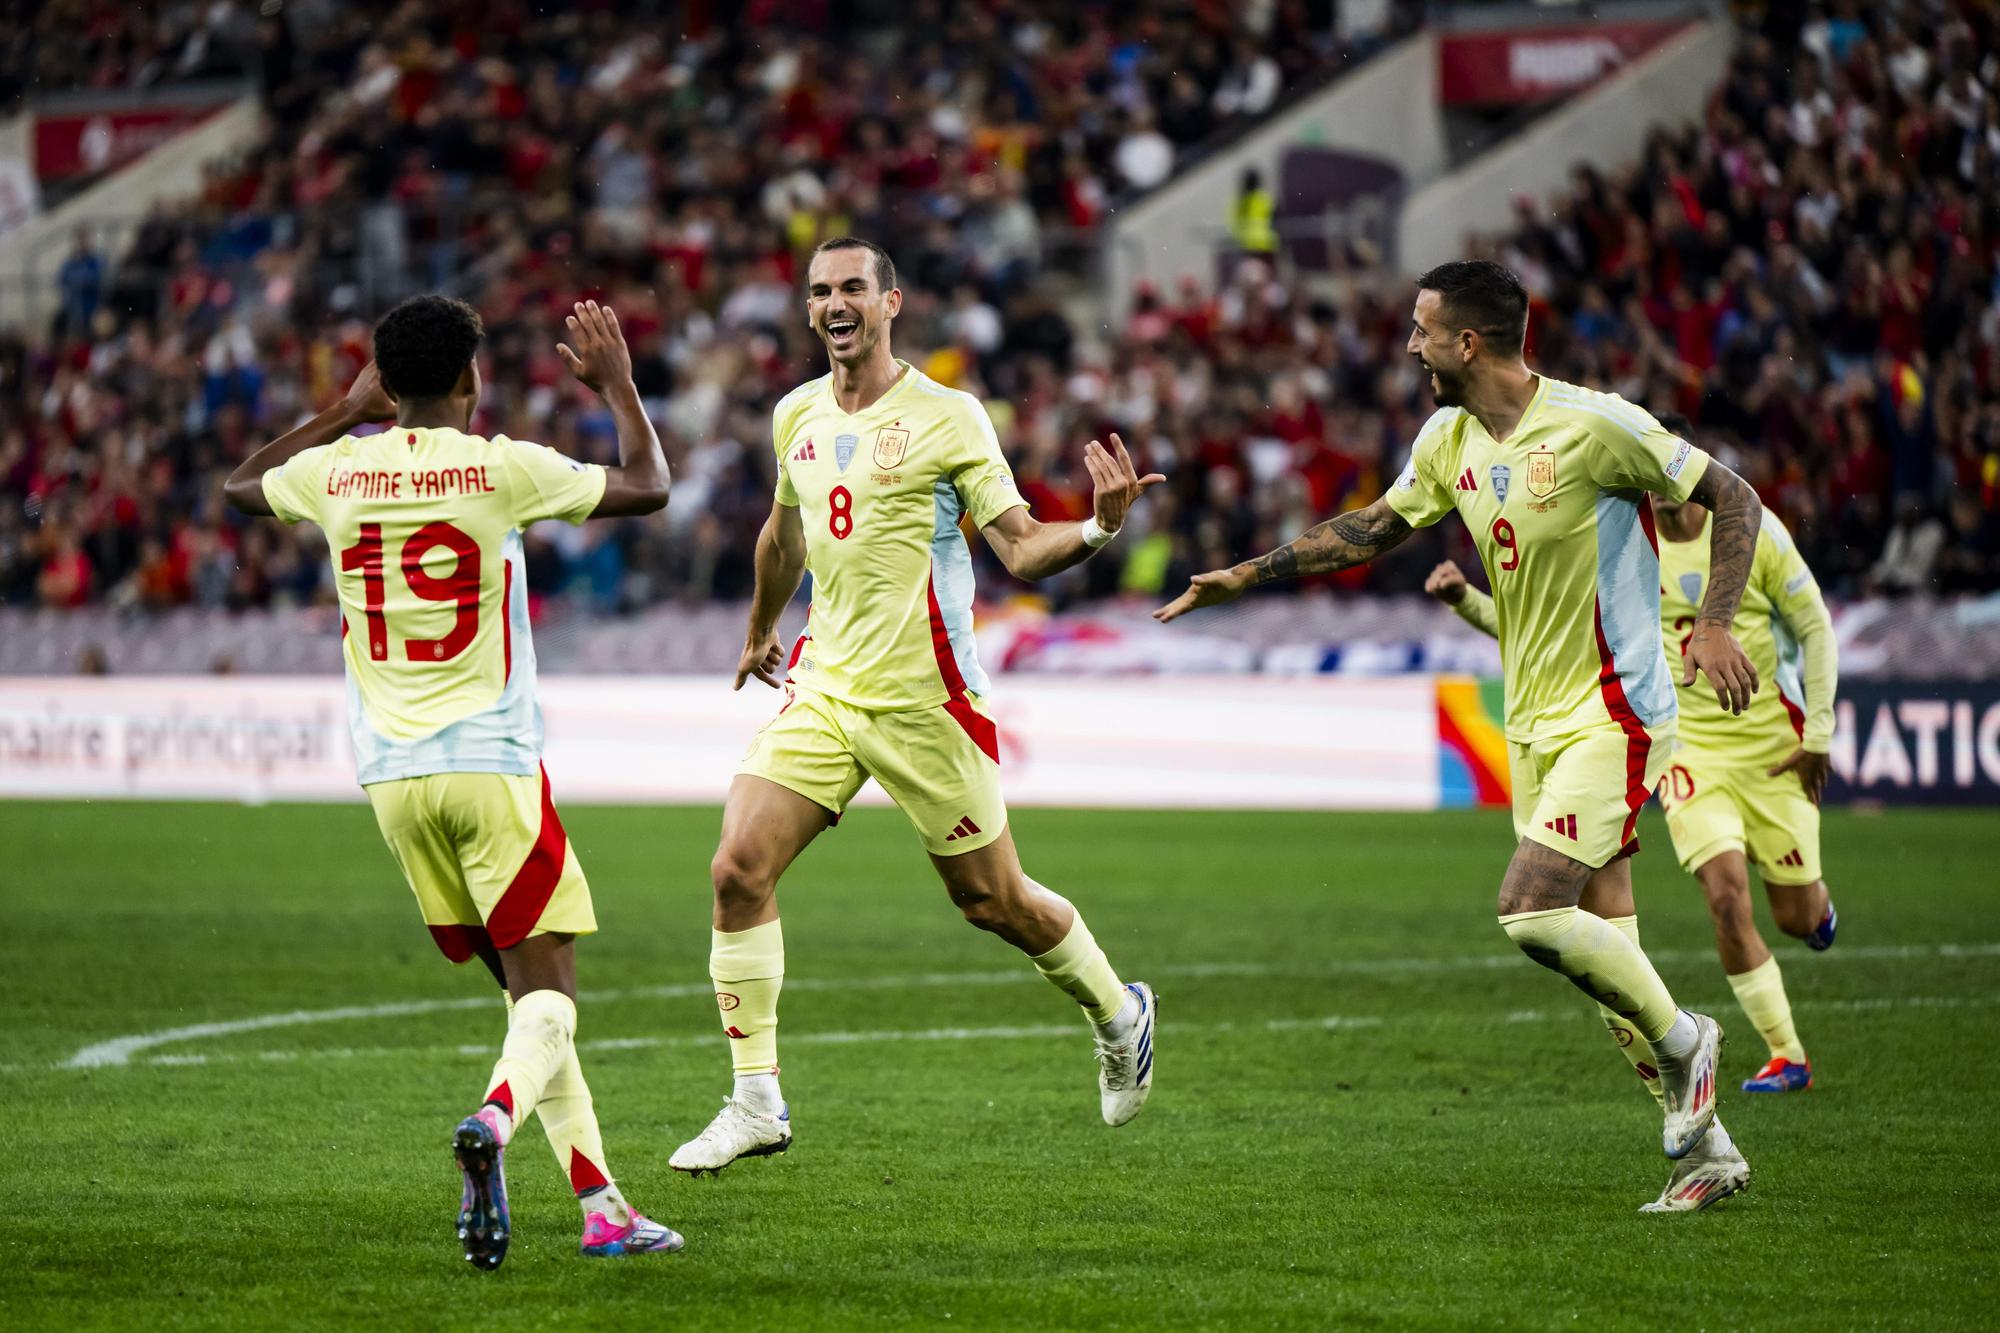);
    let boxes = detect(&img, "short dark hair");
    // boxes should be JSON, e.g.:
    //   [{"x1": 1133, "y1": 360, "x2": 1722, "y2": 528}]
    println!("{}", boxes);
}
[
  {"x1": 810, "y1": 236, "x2": 897, "y2": 294},
  {"x1": 1415, "y1": 260, "x2": 1528, "y2": 354},
  {"x1": 373, "y1": 294, "x2": 483, "y2": 400},
  {"x1": 1655, "y1": 409, "x2": 1695, "y2": 437}
]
